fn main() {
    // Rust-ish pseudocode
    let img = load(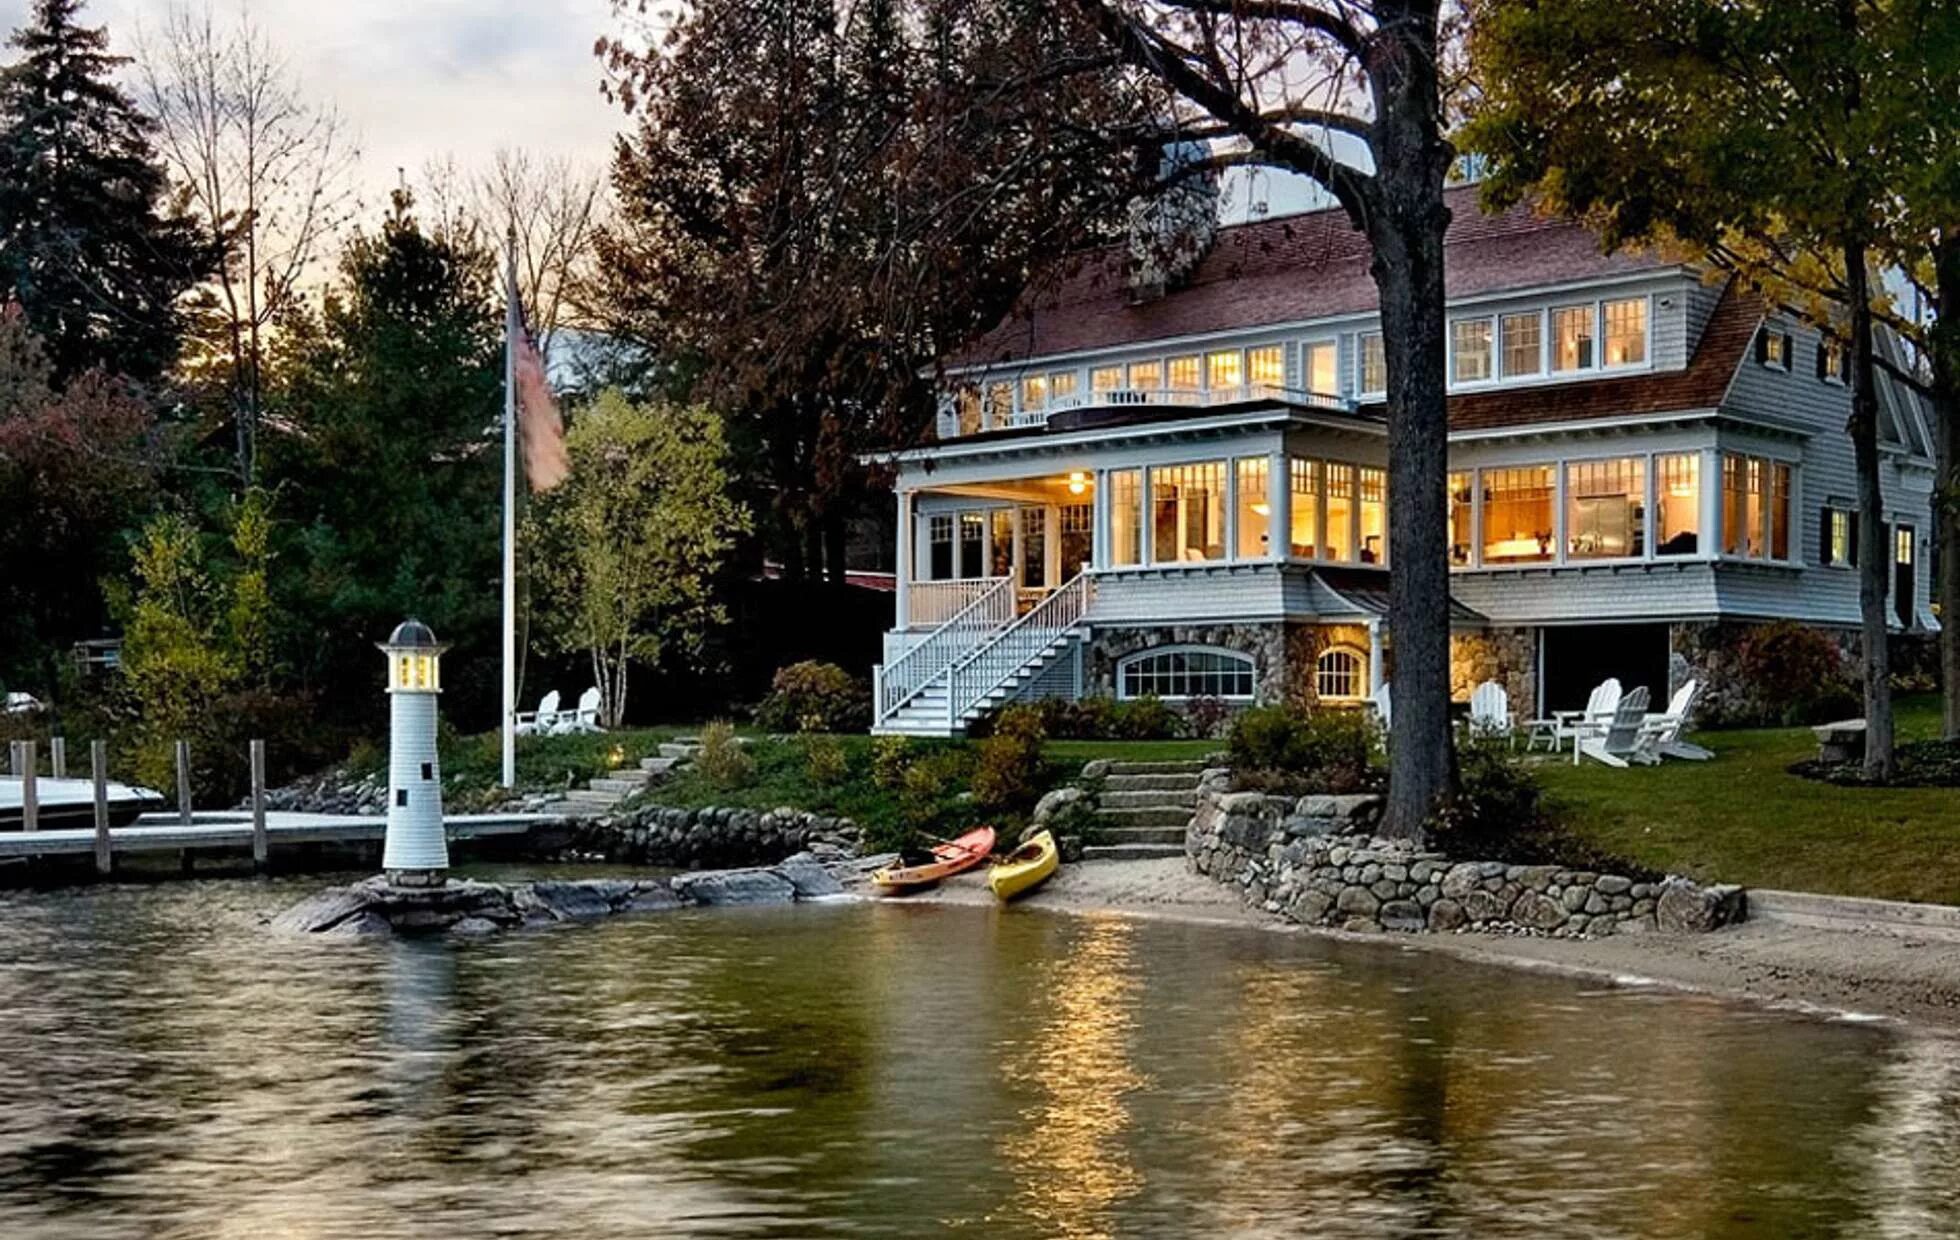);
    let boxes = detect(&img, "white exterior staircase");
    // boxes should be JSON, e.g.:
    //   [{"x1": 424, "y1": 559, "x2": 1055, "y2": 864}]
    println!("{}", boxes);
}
[{"x1": 874, "y1": 572, "x2": 1093, "y2": 736}]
